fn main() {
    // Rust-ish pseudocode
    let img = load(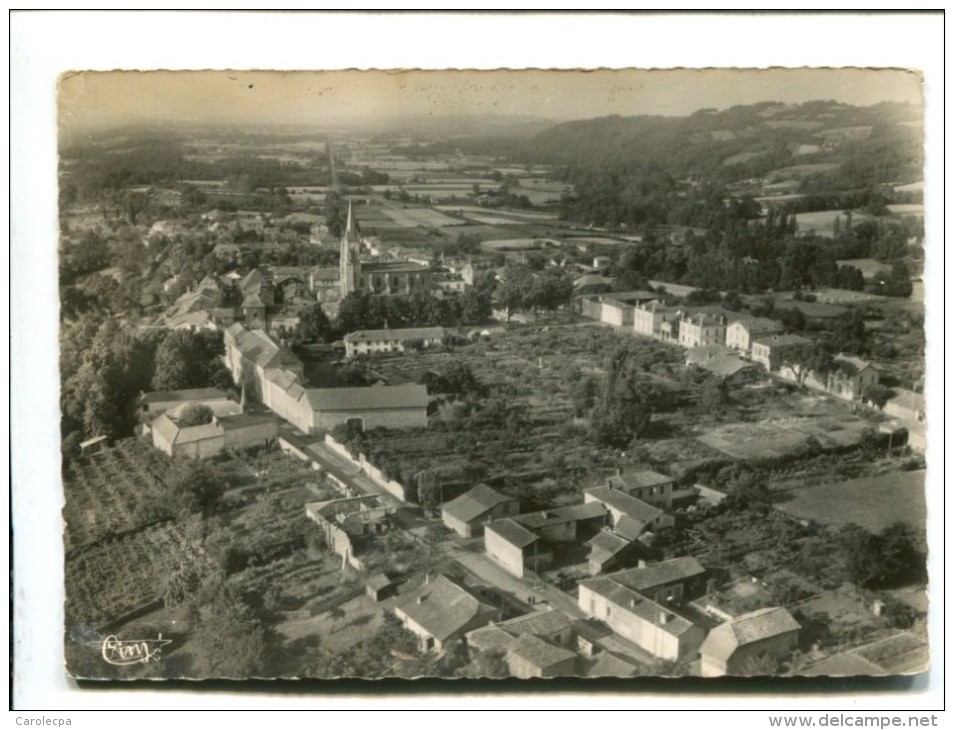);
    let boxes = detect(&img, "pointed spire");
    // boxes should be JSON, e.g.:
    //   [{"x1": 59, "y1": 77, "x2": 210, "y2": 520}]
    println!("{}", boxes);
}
[{"x1": 344, "y1": 196, "x2": 359, "y2": 243}]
